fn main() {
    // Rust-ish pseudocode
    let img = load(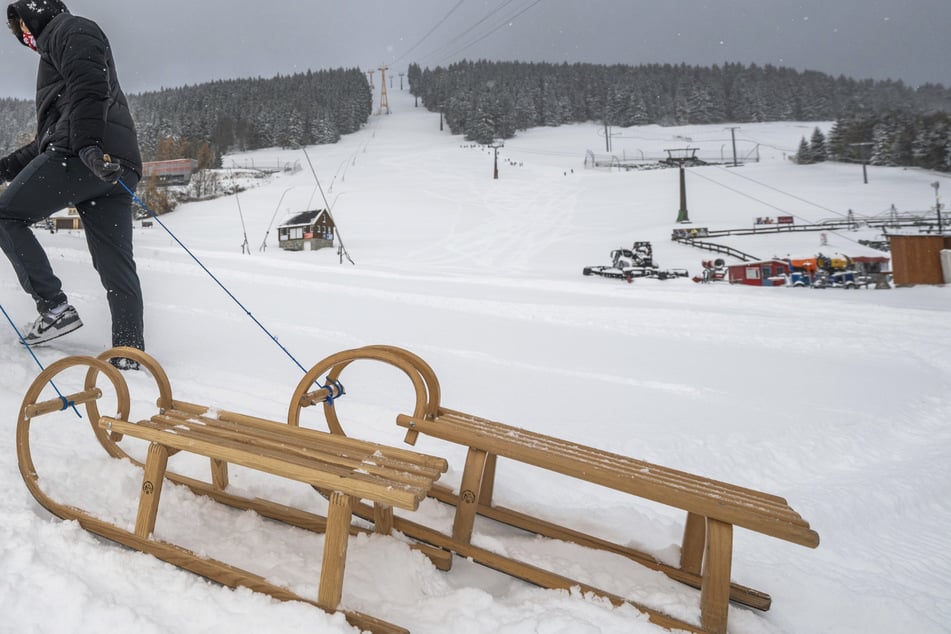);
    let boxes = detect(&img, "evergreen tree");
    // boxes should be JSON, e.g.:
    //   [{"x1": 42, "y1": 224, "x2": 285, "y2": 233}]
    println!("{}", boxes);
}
[
  {"x1": 795, "y1": 137, "x2": 814, "y2": 164},
  {"x1": 810, "y1": 127, "x2": 827, "y2": 162}
]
